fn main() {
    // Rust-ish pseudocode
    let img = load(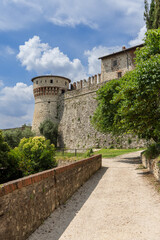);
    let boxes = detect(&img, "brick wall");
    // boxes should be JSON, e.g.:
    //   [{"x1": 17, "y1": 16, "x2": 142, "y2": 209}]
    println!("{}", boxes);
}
[{"x1": 0, "y1": 155, "x2": 102, "y2": 240}]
